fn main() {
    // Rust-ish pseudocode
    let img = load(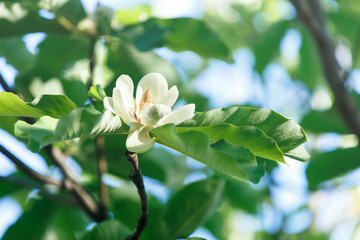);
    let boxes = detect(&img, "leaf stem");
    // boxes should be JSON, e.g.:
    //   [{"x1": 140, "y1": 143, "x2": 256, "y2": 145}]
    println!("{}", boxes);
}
[{"x1": 125, "y1": 151, "x2": 148, "y2": 240}]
